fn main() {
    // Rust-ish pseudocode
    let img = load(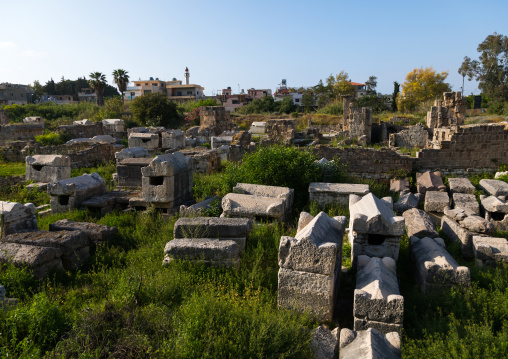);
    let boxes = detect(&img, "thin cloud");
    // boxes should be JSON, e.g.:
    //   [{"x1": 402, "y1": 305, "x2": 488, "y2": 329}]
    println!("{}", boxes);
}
[
  {"x1": 0, "y1": 41, "x2": 16, "y2": 49},
  {"x1": 22, "y1": 49, "x2": 47, "y2": 58}
]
